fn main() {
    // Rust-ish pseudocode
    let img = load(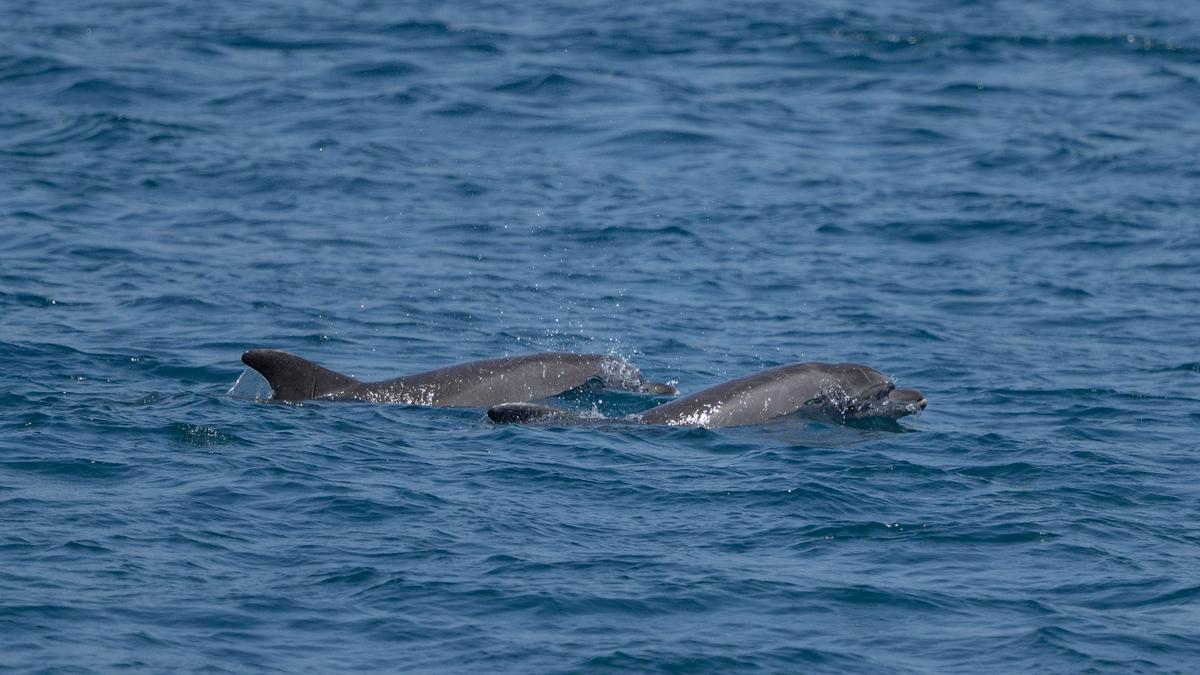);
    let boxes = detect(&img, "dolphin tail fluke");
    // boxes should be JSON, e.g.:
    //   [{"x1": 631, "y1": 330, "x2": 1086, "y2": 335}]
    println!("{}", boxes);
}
[
  {"x1": 241, "y1": 349, "x2": 358, "y2": 402},
  {"x1": 488, "y1": 402, "x2": 582, "y2": 425}
]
